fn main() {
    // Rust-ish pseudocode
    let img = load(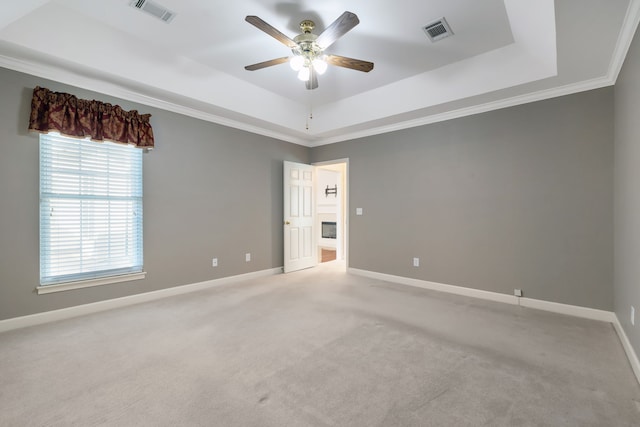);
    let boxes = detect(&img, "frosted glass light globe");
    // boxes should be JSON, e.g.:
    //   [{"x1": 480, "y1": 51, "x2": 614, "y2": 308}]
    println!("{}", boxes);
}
[
  {"x1": 290, "y1": 56, "x2": 304, "y2": 71},
  {"x1": 297, "y1": 67, "x2": 310, "y2": 81},
  {"x1": 312, "y1": 57, "x2": 328, "y2": 75}
]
